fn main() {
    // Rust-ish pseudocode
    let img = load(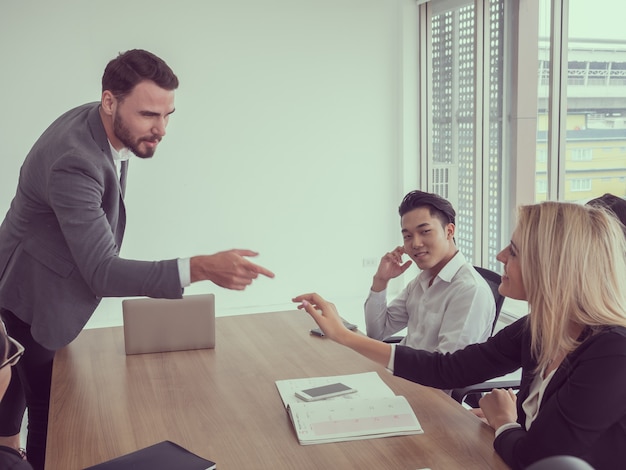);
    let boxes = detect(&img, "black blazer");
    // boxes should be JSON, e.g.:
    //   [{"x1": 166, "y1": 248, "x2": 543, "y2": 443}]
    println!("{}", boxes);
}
[{"x1": 394, "y1": 316, "x2": 626, "y2": 469}]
